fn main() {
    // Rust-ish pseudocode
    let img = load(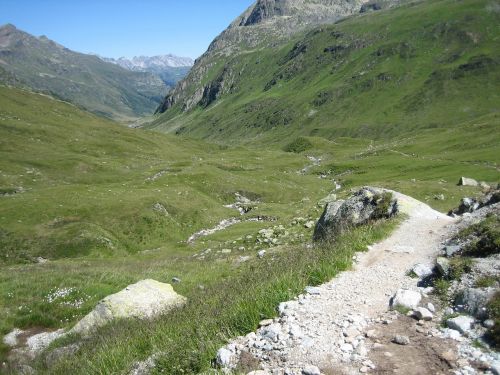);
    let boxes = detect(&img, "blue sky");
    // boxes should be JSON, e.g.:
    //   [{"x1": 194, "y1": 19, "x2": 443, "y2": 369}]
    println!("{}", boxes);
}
[{"x1": 0, "y1": 0, "x2": 254, "y2": 59}]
